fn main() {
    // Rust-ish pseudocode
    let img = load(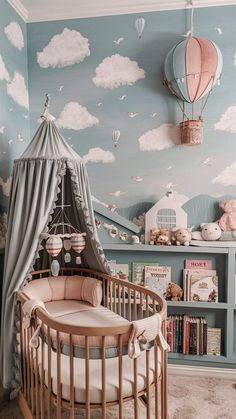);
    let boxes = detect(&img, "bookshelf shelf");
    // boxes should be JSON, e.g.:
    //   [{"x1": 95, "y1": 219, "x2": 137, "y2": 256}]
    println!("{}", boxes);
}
[
  {"x1": 167, "y1": 301, "x2": 228, "y2": 310},
  {"x1": 103, "y1": 243, "x2": 236, "y2": 369}
]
